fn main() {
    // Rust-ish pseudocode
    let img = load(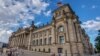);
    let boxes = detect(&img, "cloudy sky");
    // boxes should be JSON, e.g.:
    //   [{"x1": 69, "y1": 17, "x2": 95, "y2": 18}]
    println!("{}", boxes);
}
[{"x1": 0, "y1": 0, "x2": 100, "y2": 46}]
